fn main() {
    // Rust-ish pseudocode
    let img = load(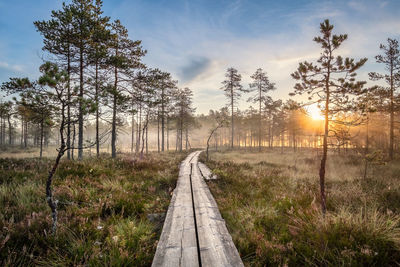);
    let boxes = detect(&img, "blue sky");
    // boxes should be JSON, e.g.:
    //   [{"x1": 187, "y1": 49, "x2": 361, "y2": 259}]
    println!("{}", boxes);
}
[{"x1": 0, "y1": 0, "x2": 399, "y2": 114}]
